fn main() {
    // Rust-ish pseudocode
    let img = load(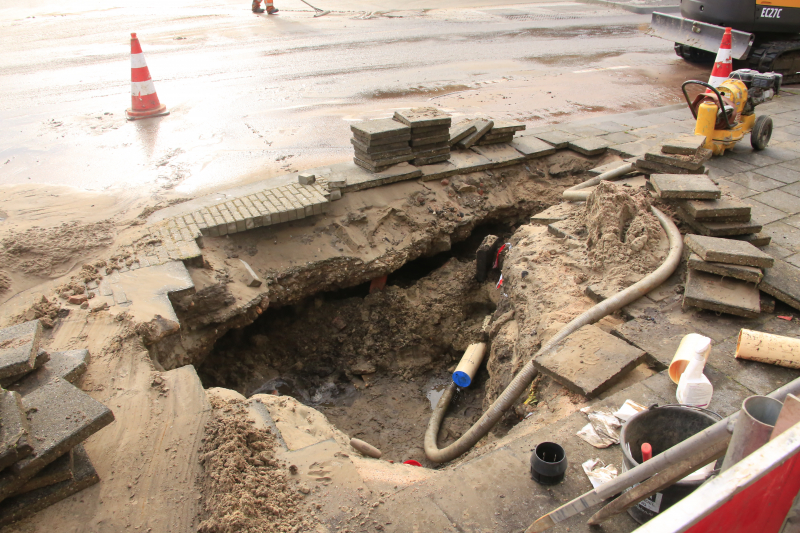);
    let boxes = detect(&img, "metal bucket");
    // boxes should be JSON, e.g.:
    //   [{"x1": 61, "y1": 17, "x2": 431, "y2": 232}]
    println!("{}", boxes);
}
[{"x1": 620, "y1": 405, "x2": 721, "y2": 524}]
